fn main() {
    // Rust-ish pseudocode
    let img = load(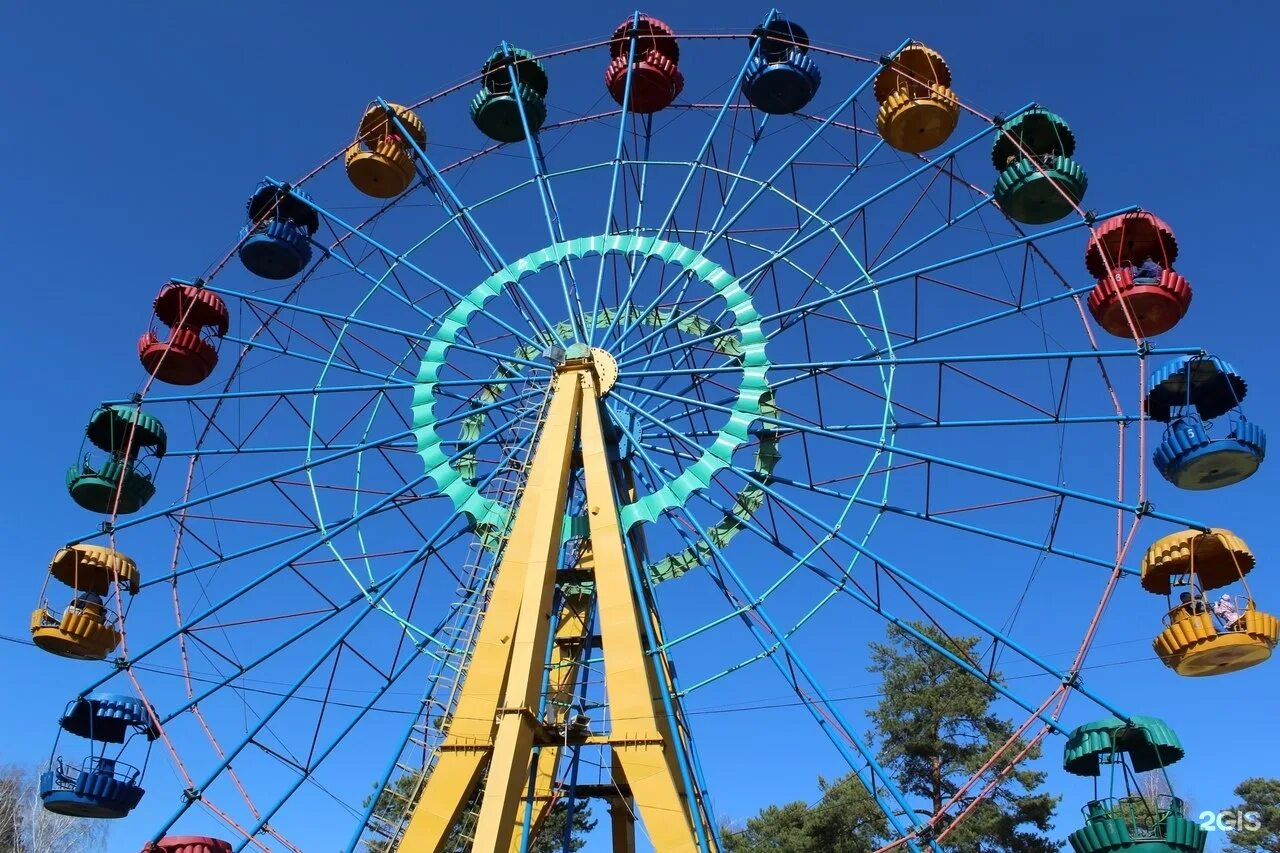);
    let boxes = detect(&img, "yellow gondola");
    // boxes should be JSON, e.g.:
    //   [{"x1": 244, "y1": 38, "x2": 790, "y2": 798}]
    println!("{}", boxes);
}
[
  {"x1": 873, "y1": 43, "x2": 959, "y2": 153},
  {"x1": 31, "y1": 545, "x2": 139, "y2": 660},
  {"x1": 344, "y1": 102, "x2": 427, "y2": 198},
  {"x1": 1141, "y1": 528, "x2": 1277, "y2": 676}
]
